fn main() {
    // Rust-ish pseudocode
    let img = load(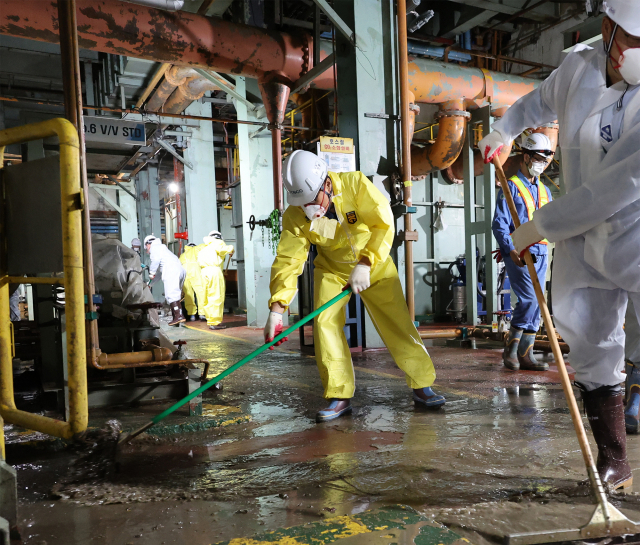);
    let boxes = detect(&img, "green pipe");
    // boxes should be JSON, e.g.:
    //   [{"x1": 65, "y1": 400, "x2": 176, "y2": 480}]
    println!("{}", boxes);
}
[{"x1": 121, "y1": 287, "x2": 352, "y2": 443}]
